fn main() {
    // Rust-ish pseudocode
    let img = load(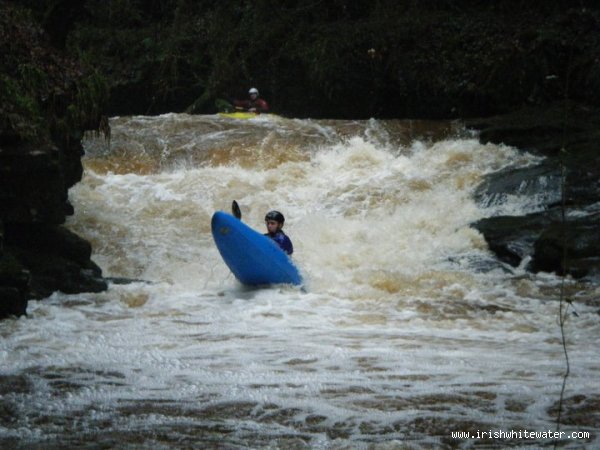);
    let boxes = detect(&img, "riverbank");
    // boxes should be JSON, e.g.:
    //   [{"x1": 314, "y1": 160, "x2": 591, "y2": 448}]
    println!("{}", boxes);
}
[
  {"x1": 0, "y1": 3, "x2": 107, "y2": 319},
  {"x1": 468, "y1": 102, "x2": 600, "y2": 282}
]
